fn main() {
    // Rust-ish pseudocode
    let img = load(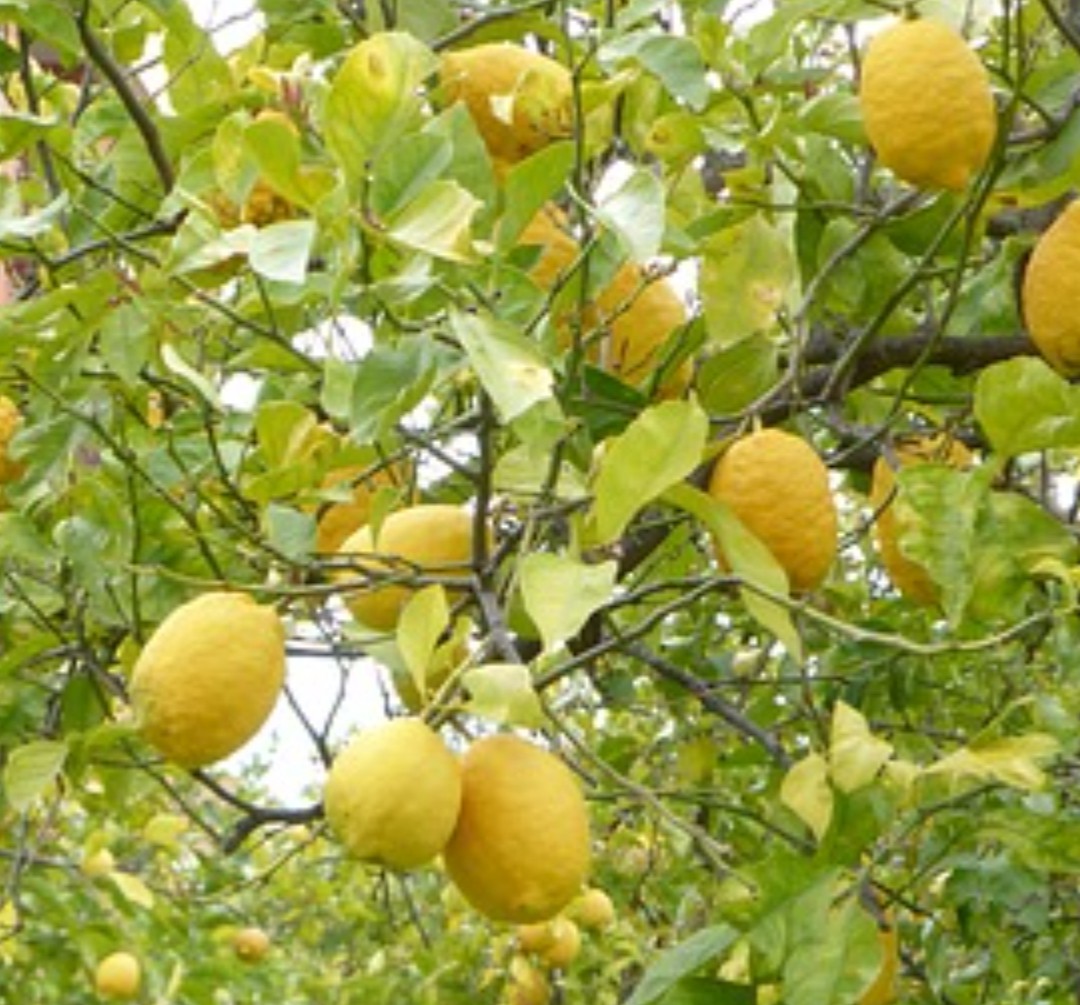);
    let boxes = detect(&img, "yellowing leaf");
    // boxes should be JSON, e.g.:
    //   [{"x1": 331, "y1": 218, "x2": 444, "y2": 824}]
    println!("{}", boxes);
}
[
  {"x1": 780, "y1": 752, "x2": 833, "y2": 842},
  {"x1": 462, "y1": 664, "x2": 544, "y2": 729},
  {"x1": 387, "y1": 180, "x2": 481, "y2": 262},
  {"x1": 451, "y1": 309, "x2": 555, "y2": 422},
  {"x1": 397, "y1": 585, "x2": 451, "y2": 698},
  {"x1": 142, "y1": 812, "x2": 189, "y2": 850},
  {"x1": 828, "y1": 701, "x2": 894, "y2": 794},
  {"x1": 519, "y1": 552, "x2": 617, "y2": 653},
  {"x1": 589, "y1": 399, "x2": 708, "y2": 544},
  {"x1": 924, "y1": 733, "x2": 1059, "y2": 791},
  {"x1": 109, "y1": 870, "x2": 156, "y2": 910},
  {"x1": 3, "y1": 740, "x2": 67, "y2": 813}
]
